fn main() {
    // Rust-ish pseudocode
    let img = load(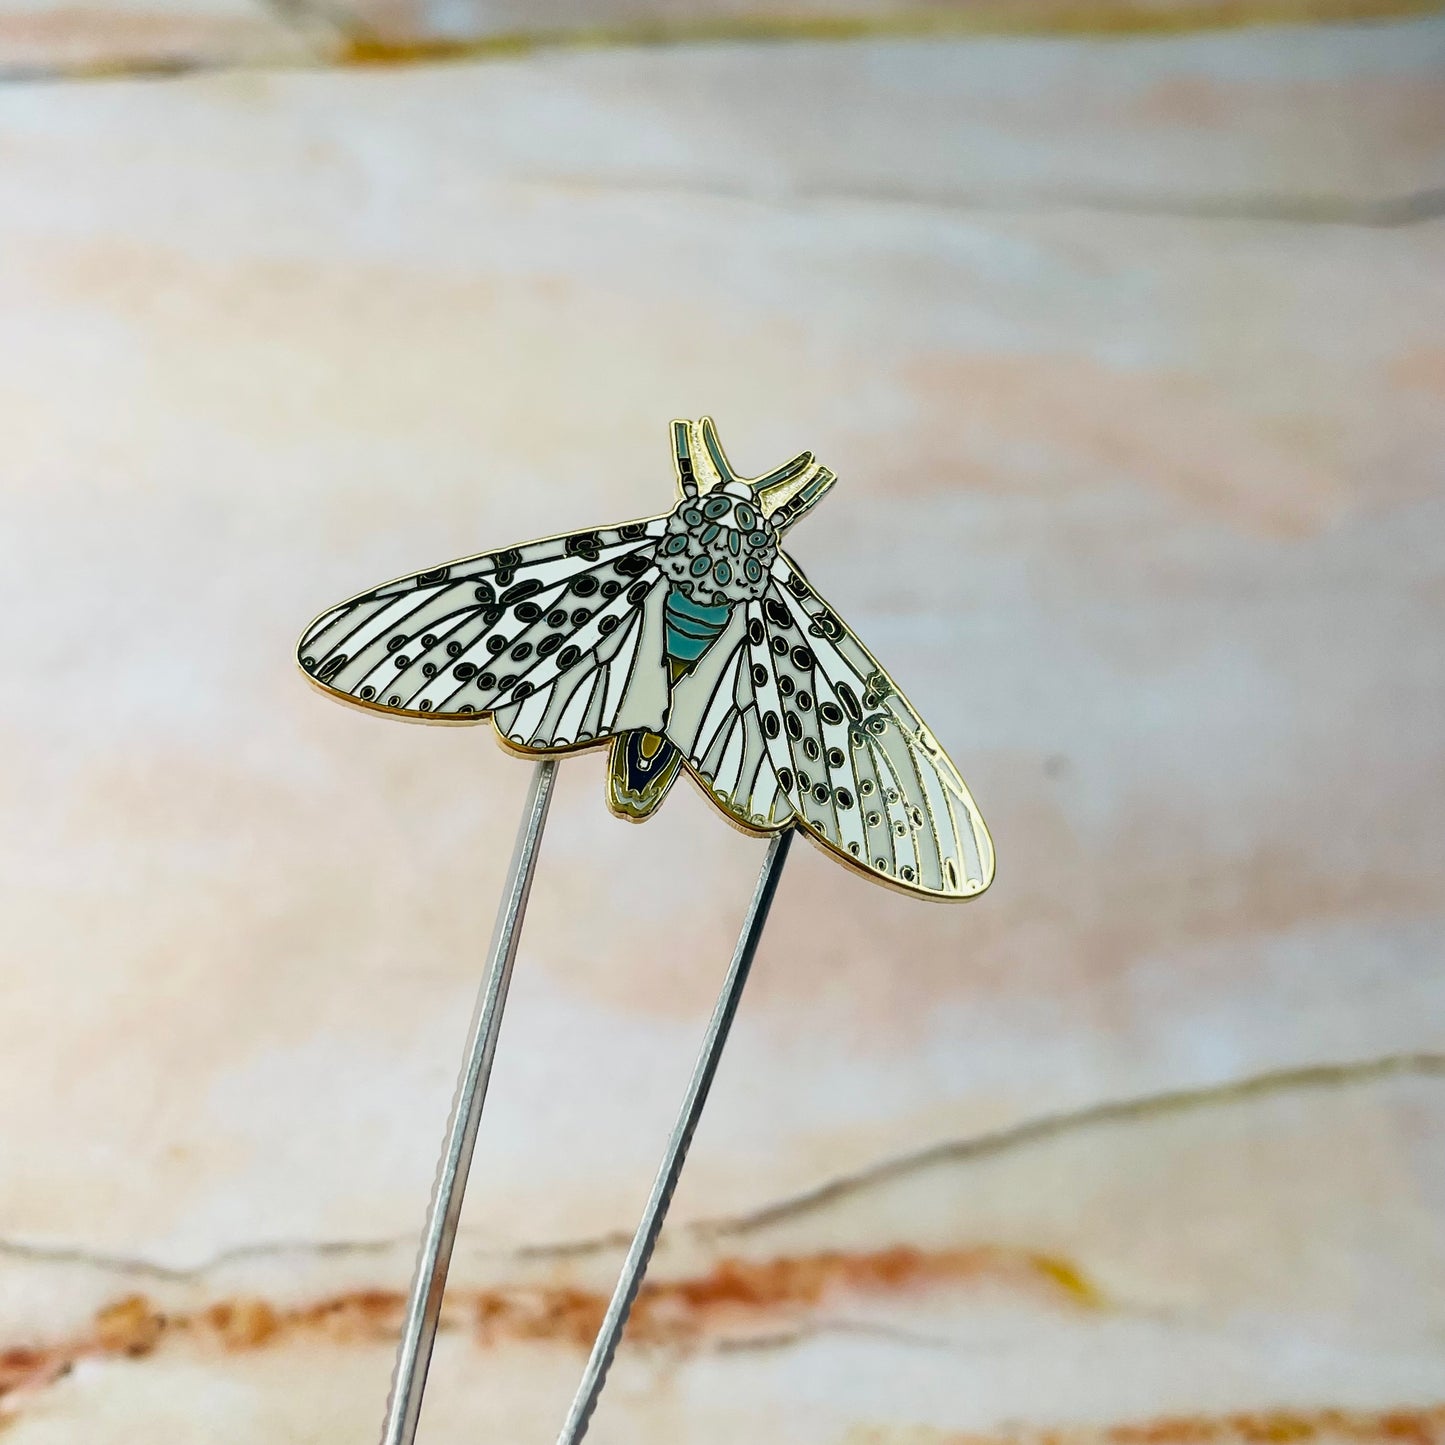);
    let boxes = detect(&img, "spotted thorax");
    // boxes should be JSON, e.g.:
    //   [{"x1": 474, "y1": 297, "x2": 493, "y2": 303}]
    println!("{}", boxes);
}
[{"x1": 658, "y1": 483, "x2": 778, "y2": 605}]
